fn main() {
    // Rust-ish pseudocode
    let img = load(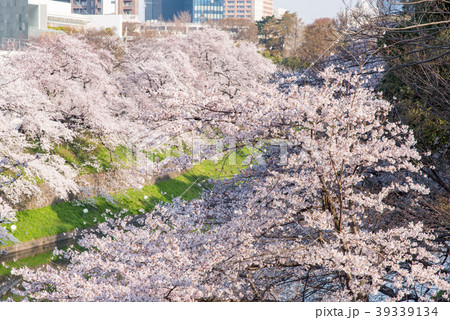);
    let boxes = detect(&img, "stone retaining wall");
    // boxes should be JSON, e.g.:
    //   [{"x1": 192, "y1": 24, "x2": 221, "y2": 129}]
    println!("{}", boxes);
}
[
  {"x1": 0, "y1": 213, "x2": 147, "y2": 262},
  {"x1": 0, "y1": 228, "x2": 83, "y2": 262}
]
